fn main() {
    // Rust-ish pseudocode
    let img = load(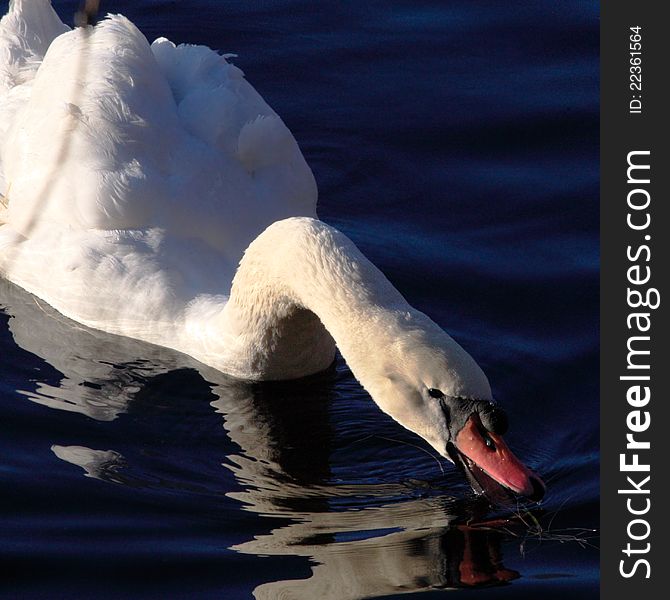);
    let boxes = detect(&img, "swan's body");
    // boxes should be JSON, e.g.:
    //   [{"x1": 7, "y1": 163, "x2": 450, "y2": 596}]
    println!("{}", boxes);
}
[
  {"x1": 0, "y1": 0, "x2": 544, "y2": 500},
  {"x1": 0, "y1": 1, "x2": 317, "y2": 375}
]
